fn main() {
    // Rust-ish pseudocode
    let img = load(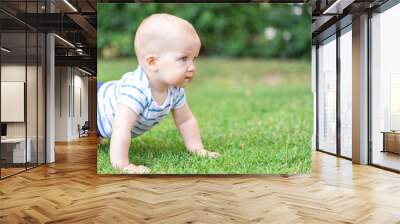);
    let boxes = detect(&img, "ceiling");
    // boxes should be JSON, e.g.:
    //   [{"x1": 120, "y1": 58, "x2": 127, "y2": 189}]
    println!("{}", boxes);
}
[
  {"x1": 311, "y1": 0, "x2": 390, "y2": 43},
  {"x1": 0, "y1": 0, "x2": 97, "y2": 75}
]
